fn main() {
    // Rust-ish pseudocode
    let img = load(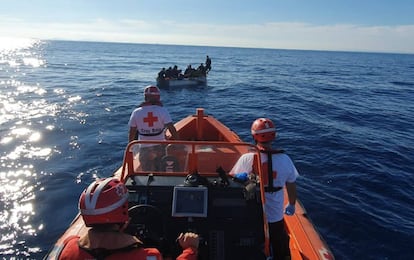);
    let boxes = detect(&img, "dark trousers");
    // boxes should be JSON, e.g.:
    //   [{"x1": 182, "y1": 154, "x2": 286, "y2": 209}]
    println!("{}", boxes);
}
[{"x1": 269, "y1": 219, "x2": 291, "y2": 260}]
